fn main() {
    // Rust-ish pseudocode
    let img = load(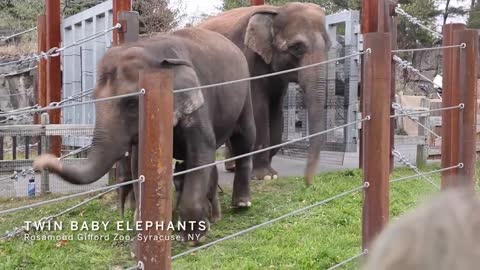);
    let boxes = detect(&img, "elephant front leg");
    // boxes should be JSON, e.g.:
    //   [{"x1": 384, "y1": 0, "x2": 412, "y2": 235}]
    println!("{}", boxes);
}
[
  {"x1": 251, "y1": 93, "x2": 274, "y2": 181},
  {"x1": 267, "y1": 96, "x2": 285, "y2": 180},
  {"x1": 178, "y1": 164, "x2": 213, "y2": 244}
]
